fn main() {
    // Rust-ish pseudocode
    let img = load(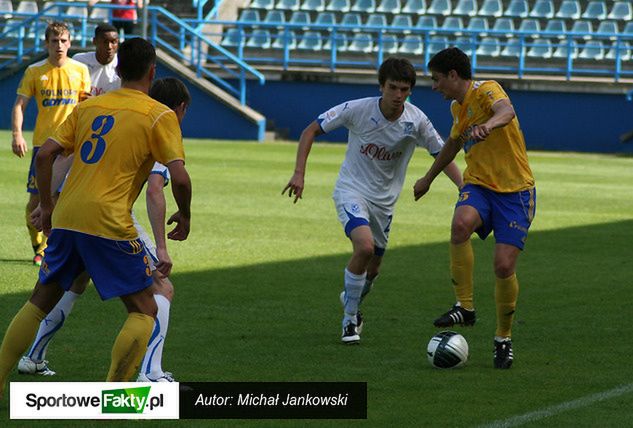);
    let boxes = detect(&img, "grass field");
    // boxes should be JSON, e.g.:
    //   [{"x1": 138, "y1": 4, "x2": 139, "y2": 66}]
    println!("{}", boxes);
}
[{"x1": 1, "y1": 131, "x2": 632, "y2": 427}]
